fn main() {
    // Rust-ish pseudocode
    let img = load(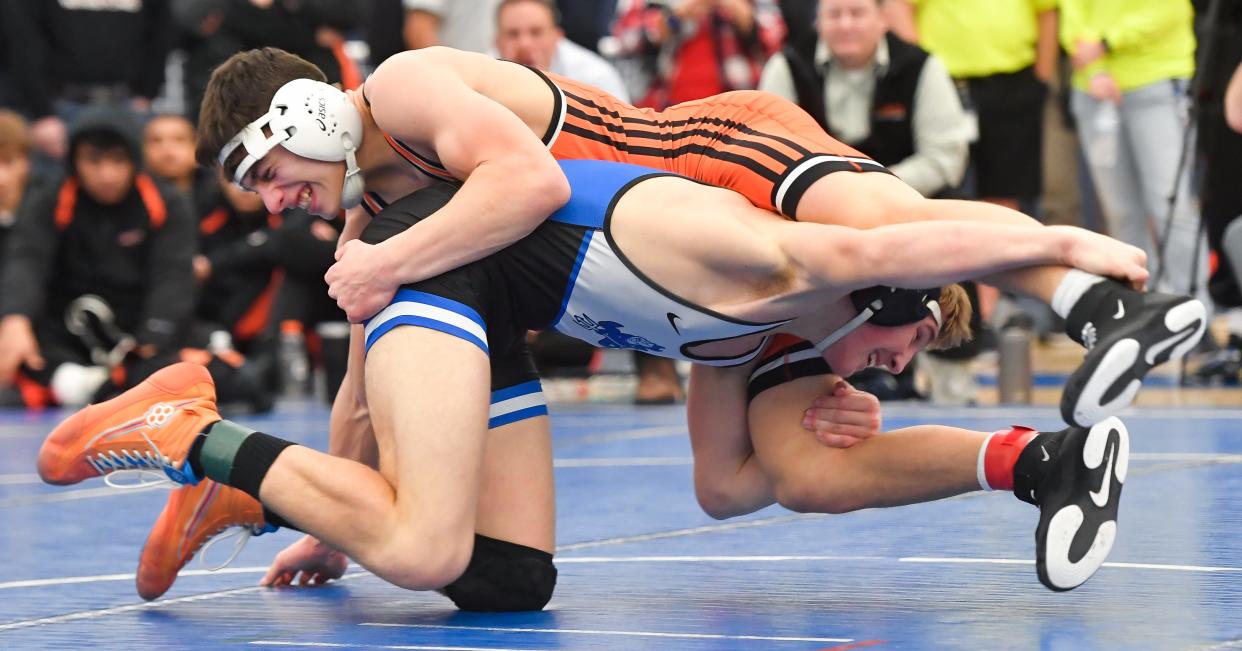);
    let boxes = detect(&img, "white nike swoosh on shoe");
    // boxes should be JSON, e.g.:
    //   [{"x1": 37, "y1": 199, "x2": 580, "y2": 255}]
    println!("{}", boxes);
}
[
  {"x1": 1089, "y1": 443, "x2": 1115, "y2": 508},
  {"x1": 1145, "y1": 327, "x2": 1199, "y2": 365},
  {"x1": 1113, "y1": 299, "x2": 1125, "y2": 319},
  {"x1": 1041, "y1": 445, "x2": 1050, "y2": 462}
]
